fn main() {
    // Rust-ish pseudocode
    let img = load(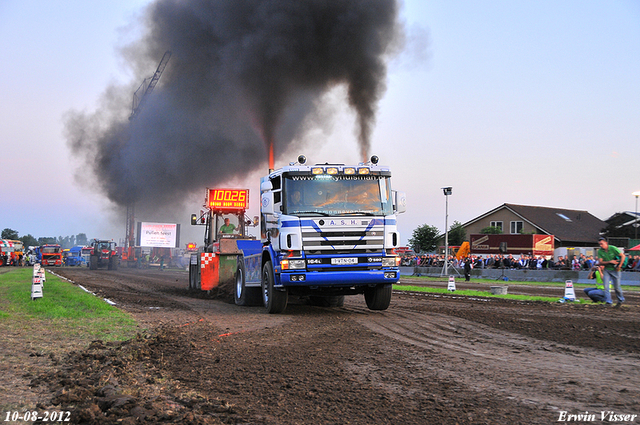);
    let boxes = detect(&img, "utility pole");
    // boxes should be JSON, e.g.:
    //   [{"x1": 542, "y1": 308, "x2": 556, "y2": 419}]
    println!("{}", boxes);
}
[
  {"x1": 633, "y1": 191, "x2": 640, "y2": 241},
  {"x1": 442, "y1": 187, "x2": 452, "y2": 276}
]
